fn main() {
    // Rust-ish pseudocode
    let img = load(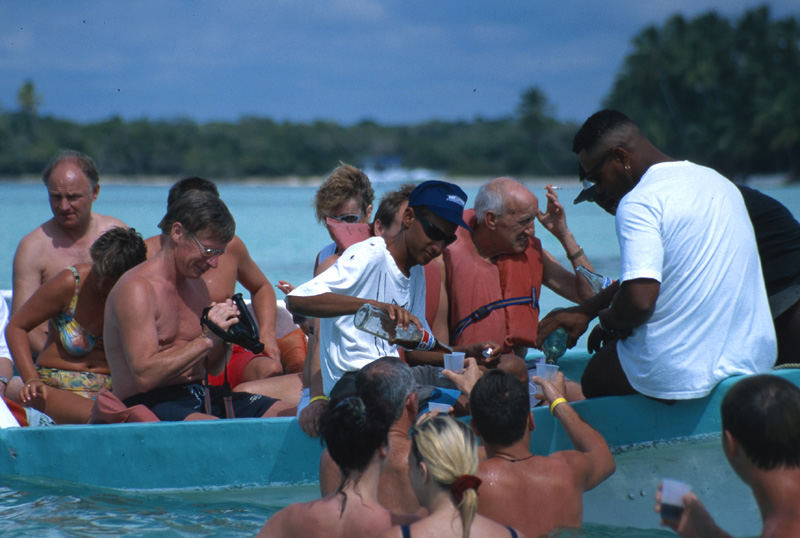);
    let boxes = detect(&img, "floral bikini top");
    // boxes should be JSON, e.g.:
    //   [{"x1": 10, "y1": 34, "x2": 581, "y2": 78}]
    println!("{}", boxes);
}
[{"x1": 51, "y1": 266, "x2": 101, "y2": 357}]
